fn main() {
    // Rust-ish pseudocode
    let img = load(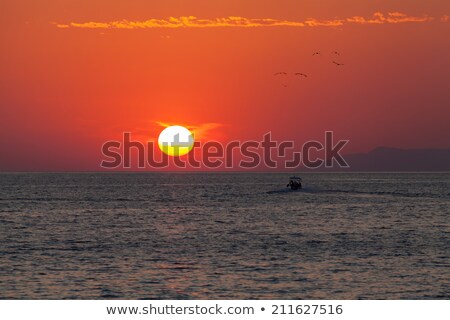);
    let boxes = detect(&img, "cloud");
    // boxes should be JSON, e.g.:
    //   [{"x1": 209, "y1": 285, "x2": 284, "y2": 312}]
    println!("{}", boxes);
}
[
  {"x1": 55, "y1": 24, "x2": 70, "y2": 28},
  {"x1": 303, "y1": 19, "x2": 344, "y2": 27},
  {"x1": 55, "y1": 12, "x2": 436, "y2": 30},
  {"x1": 346, "y1": 12, "x2": 433, "y2": 24},
  {"x1": 155, "y1": 121, "x2": 223, "y2": 140},
  {"x1": 155, "y1": 121, "x2": 173, "y2": 128},
  {"x1": 188, "y1": 123, "x2": 222, "y2": 140}
]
